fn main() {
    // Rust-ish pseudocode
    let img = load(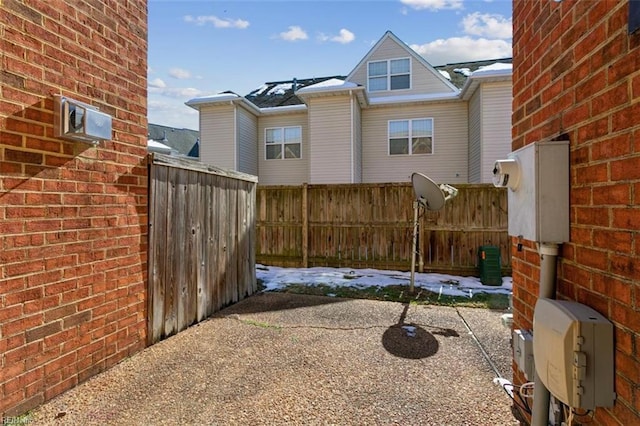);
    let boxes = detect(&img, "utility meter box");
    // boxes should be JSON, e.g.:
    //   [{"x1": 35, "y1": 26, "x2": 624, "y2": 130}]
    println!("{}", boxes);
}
[
  {"x1": 533, "y1": 298, "x2": 615, "y2": 410},
  {"x1": 513, "y1": 329, "x2": 534, "y2": 380},
  {"x1": 494, "y1": 141, "x2": 569, "y2": 243}
]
